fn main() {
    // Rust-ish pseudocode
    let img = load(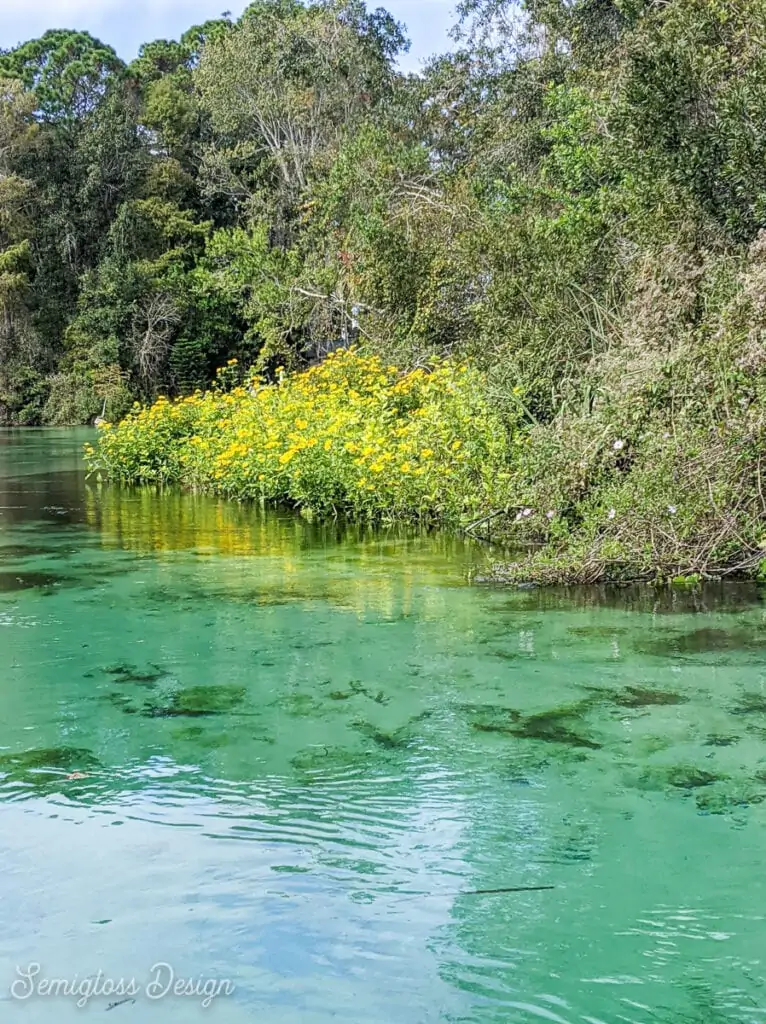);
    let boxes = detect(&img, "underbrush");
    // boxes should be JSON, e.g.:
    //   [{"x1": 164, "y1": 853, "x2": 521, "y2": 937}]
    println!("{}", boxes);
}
[
  {"x1": 490, "y1": 415, "x2": 766, "y2": 584},
  {"x1": 90, "y1": 319, "x2": 766, "y2": 585}
]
